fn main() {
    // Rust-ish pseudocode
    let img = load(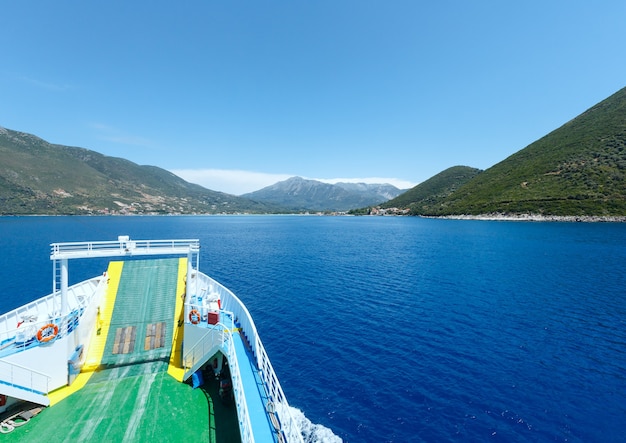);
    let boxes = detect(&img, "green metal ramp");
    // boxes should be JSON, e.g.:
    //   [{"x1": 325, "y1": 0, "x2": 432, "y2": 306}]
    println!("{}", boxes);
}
[{"x1": 92, "y1": 258, "x2": 178, "y2": 380}]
